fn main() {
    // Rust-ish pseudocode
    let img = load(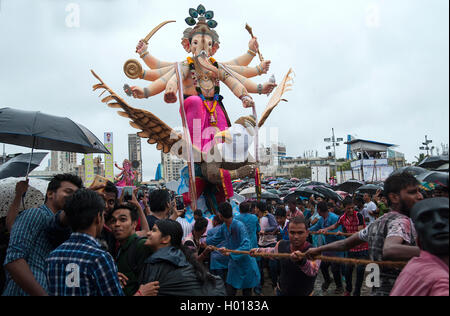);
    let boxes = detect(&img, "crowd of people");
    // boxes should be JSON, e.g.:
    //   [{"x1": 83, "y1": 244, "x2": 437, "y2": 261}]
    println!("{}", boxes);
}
[{"x1": 0, "y1": 171, "x2": 448, "y2": 296}]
